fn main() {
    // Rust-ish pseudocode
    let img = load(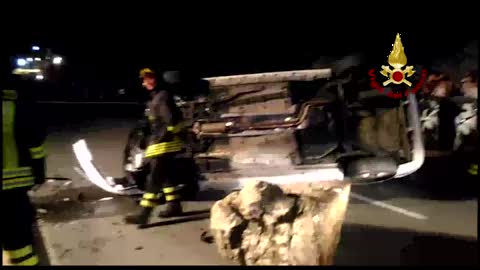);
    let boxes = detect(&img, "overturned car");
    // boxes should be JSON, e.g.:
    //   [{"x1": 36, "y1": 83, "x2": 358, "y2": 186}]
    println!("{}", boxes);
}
[{"x1": 73, "y1": 63, "x2": 425, "y2": 197}]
